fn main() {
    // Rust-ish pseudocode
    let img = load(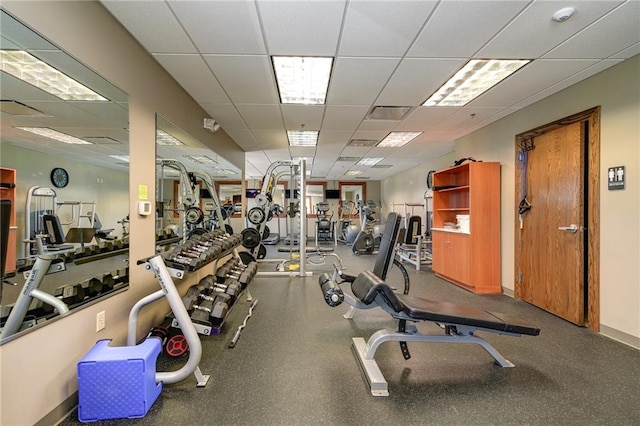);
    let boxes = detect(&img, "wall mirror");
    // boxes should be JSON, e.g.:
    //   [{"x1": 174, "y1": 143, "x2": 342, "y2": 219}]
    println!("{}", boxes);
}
[
  {"x1": 155, "y1": 115, "x2": 241, "y2": 239},
  {"x1": 339, "y1": 182, "x2": 366, "y2": 218},
  {"x1": 0, "y1": 9, "x2": 130, "y2": 343}
]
